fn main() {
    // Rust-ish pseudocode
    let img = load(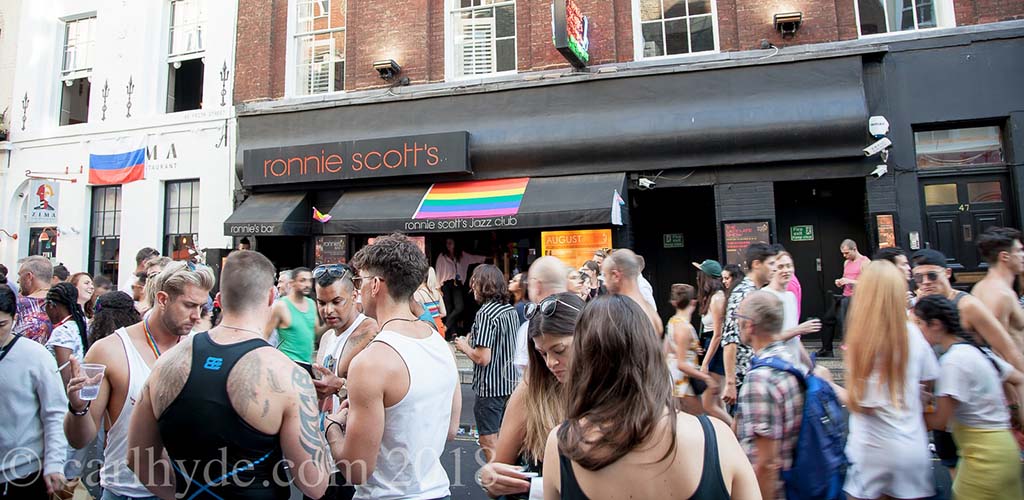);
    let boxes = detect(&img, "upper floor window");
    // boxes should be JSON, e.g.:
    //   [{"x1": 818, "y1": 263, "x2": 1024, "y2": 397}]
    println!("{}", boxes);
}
[
  {"x1": 915, "y1": 125, "x2": 1004, "y2": 169},
  {"x1": 856, "y1": 0, "x2": 954, "y2": 36},
  {"x1": 167, "y1": 0, "x2": 206, "y2": 112},
  {"x1": 293, "y1": 0, "x2": 345, "y2": 95},
  {"x1": 635, "y1": 0, "x2": 716, "y2": 59},
  {"x1": 60, "y1": 15, "x2": 95, "y2": 125},
  {"x1": 449, "y1": 0, "x2": 516, "y2": 78}
]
